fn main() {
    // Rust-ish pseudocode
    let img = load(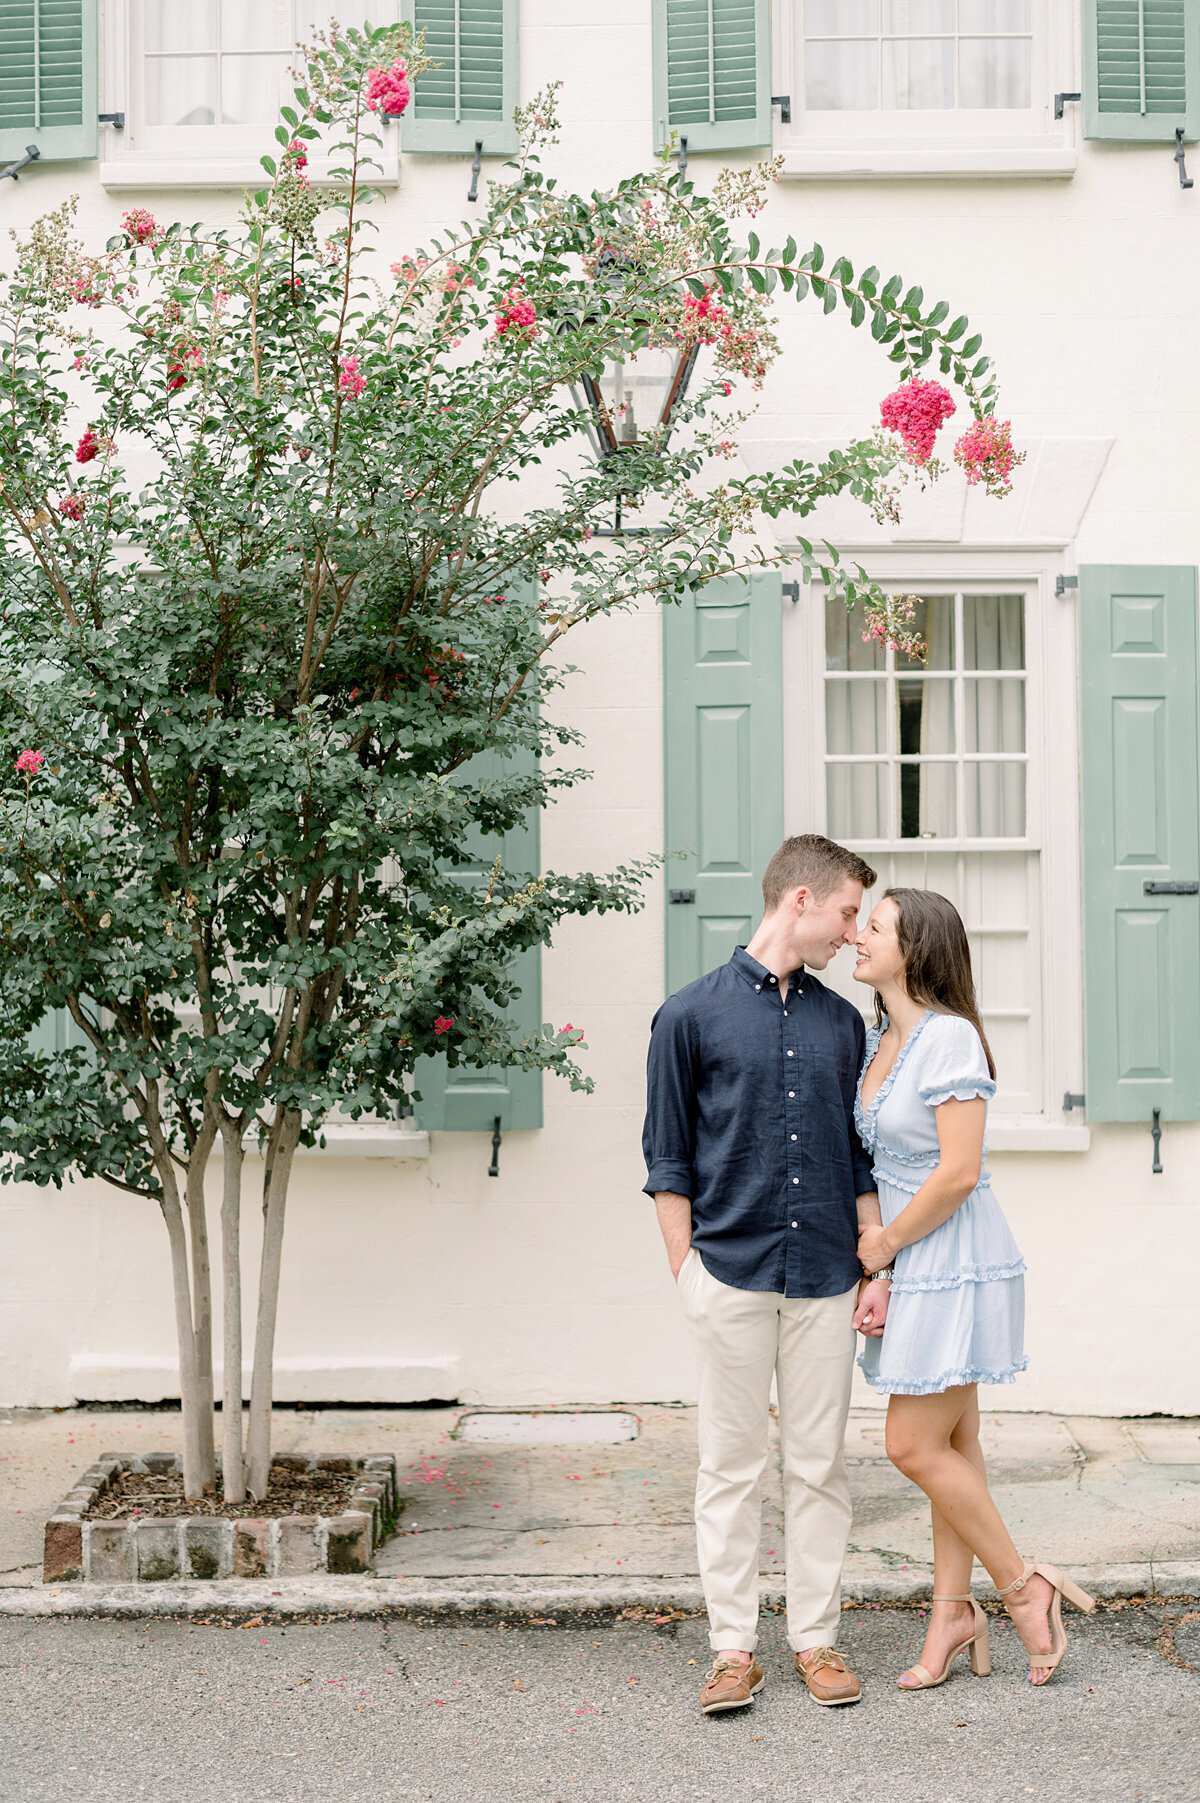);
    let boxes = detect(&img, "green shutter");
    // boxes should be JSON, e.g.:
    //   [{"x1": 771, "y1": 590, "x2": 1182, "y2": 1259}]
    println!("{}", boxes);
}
[
  {"x1": 653, "y1": 0, "x2": 772, "y2": 153},
  {"x1": 400, "y1": 0, "x2": 519, "y2": 154},
  {"x1": 663, "y1": 571, "x2": 783, "y2": 996},
  {"x1": 1083, "y1": 0, "x2": 1199, "y2": 141},
  {"x1": 0, "y1": 0, "x2": 97, "y2": 163},
  {"x1": 27, "y1": 1005, "x2": 89, "y2": 1058},
  {"x1": 411, "y1": 743, "x2": 542, "y2": 1133},
  {"x1": 1079, "y1": 565, "x2": 1200, "y2": 1122}
]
